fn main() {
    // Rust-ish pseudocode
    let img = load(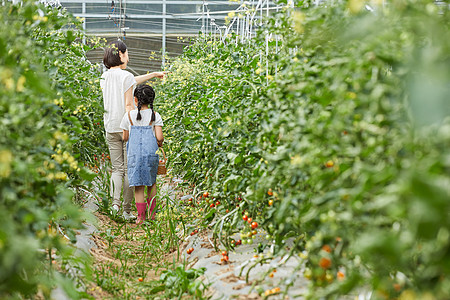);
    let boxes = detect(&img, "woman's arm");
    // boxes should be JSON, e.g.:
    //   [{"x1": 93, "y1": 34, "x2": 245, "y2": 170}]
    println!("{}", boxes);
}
[
  {"x1": 135, "y1": 72, "x2": 166, "y2": 85},
  {"x1": 124, "y1": 86, "x2": 134, "y2": 112},
  {"x1": 123, "y1": 130, "x2": 129, "y2": 142},
  {"x1": 155, "y1": 126, "x2": 164, "y2": 147}
]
